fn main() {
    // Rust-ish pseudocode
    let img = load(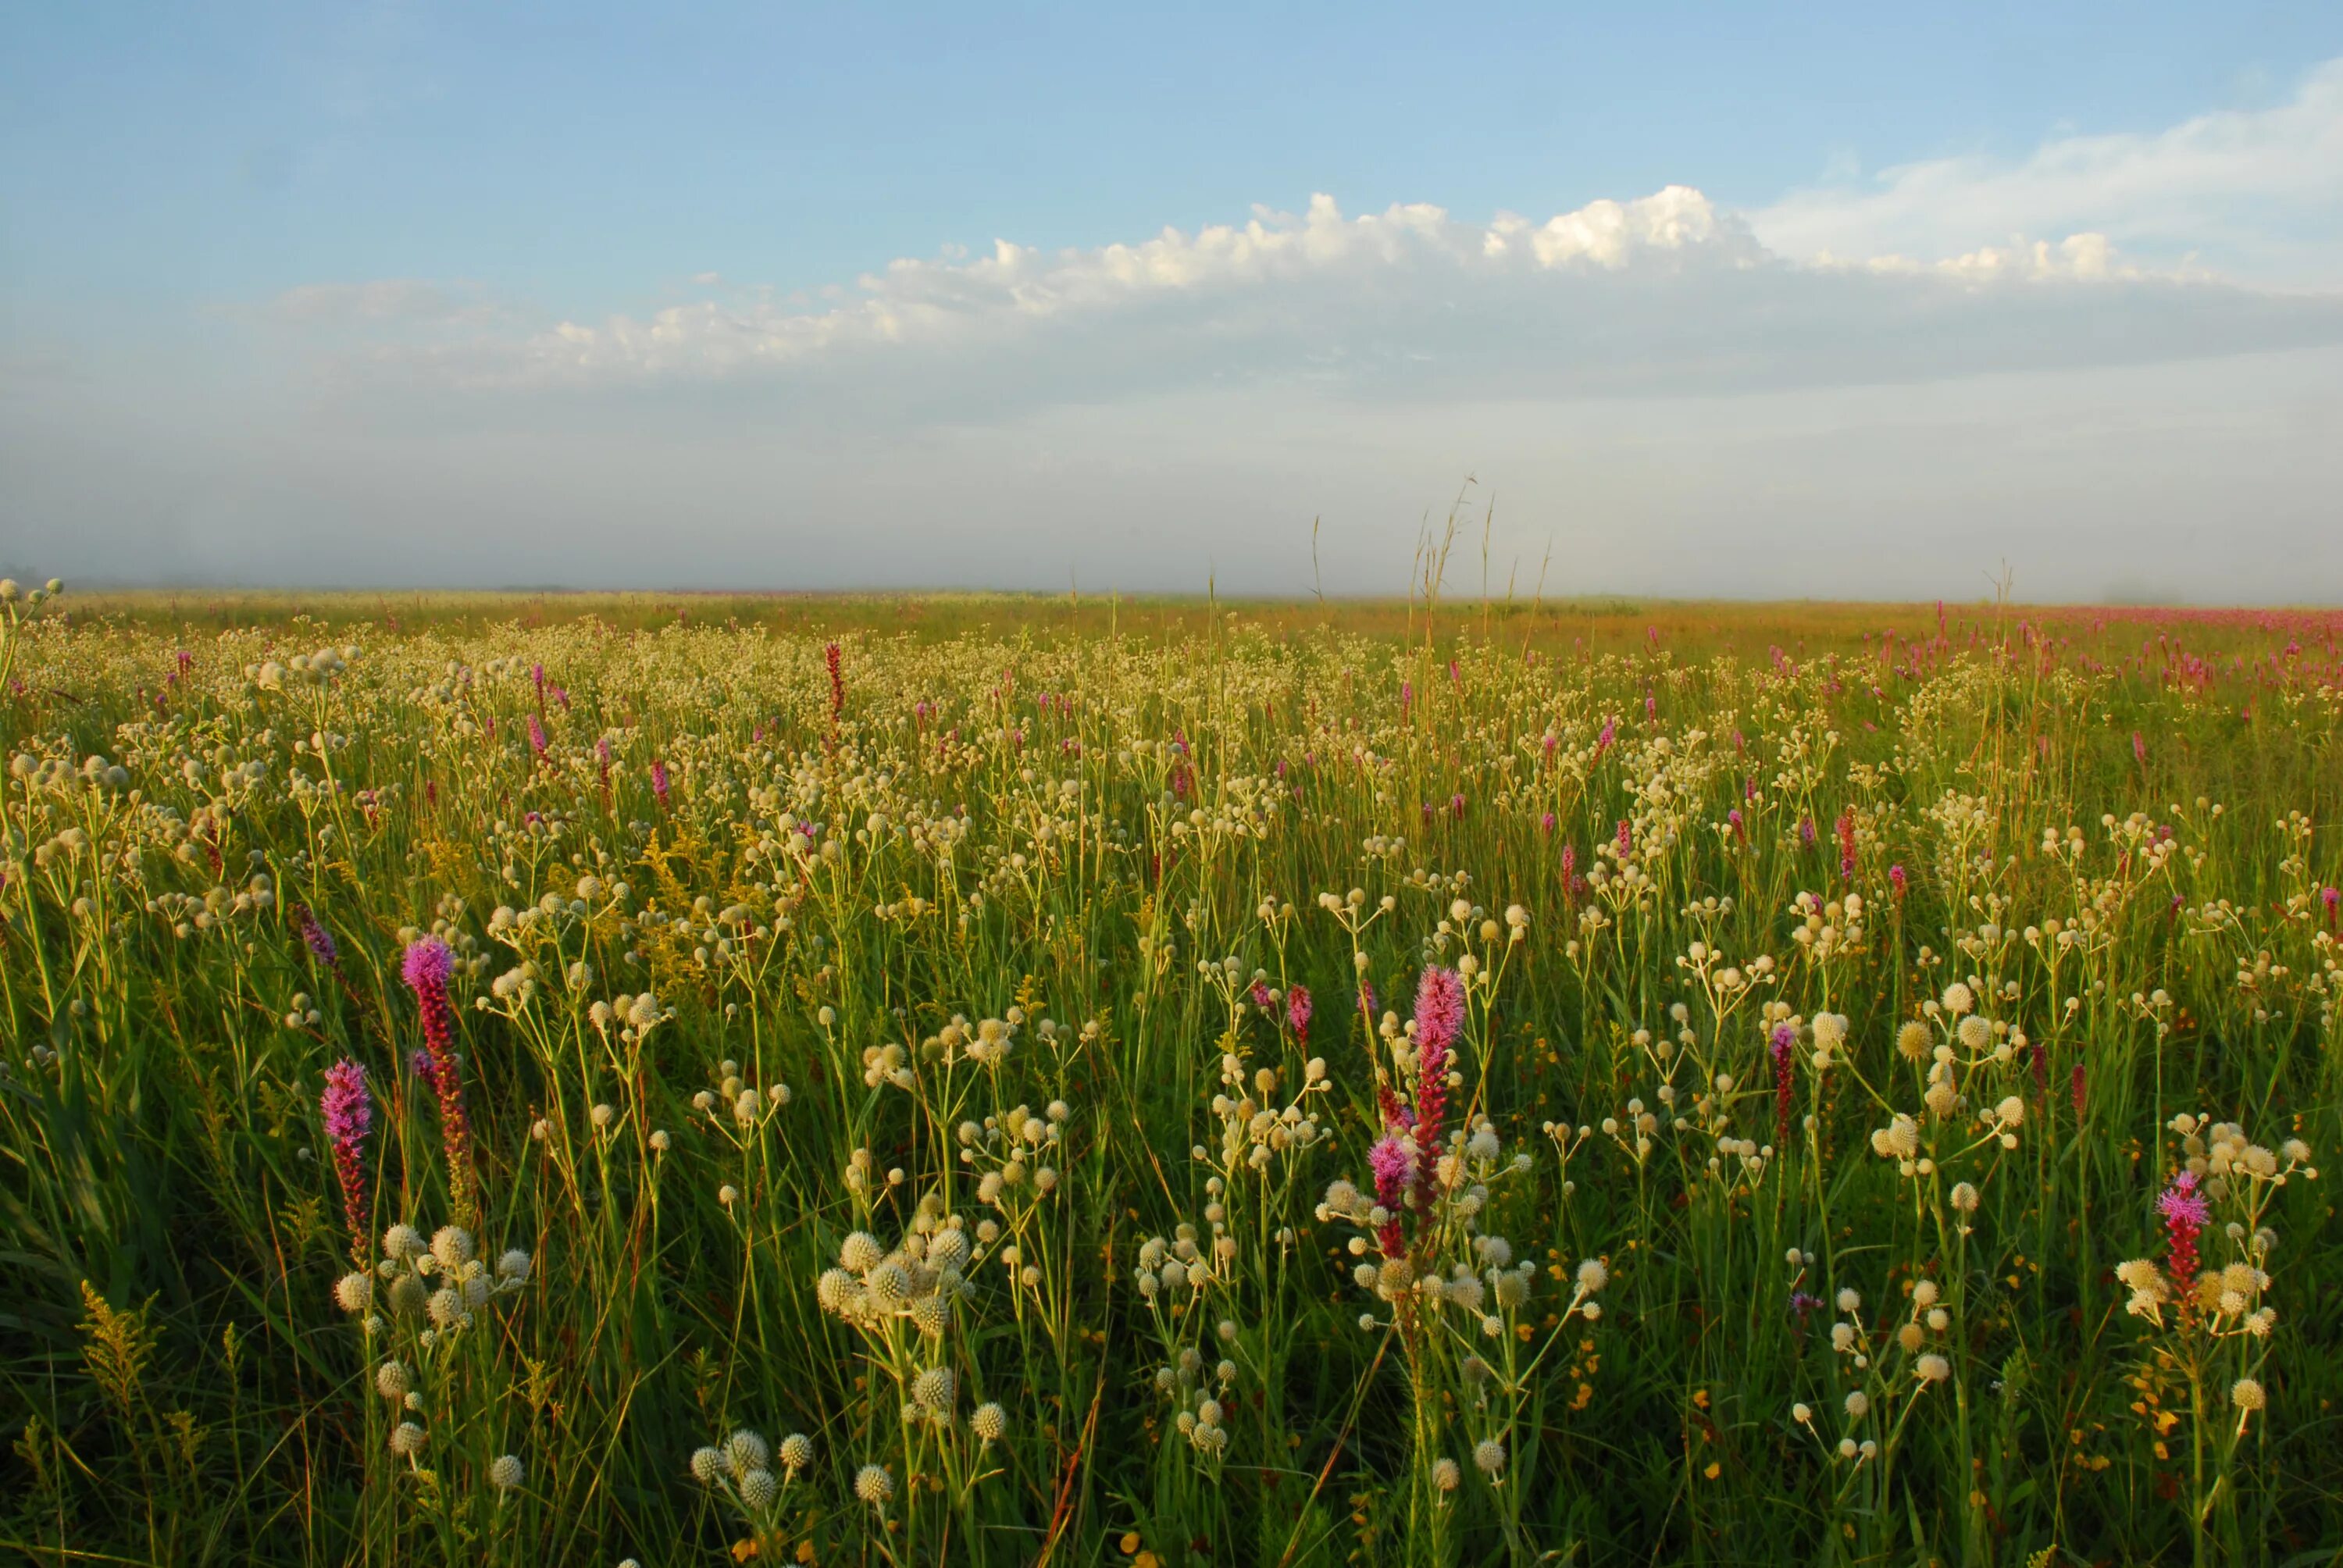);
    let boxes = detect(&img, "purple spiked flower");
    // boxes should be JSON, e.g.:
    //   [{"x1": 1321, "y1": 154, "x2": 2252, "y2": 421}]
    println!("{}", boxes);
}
[{"x1": 319, "y1": 1059, "x2": 373, "y2": 1258}]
